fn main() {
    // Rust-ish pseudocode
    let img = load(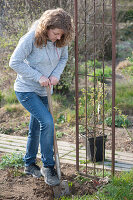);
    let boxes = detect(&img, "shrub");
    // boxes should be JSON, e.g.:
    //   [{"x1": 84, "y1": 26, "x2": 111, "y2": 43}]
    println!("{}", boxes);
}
[
  {"x1": 0, "y1": 152, "x2": 24, "y2": 169},
  {"x1": 116, "y1": 41, "x2": 133, "y2": 59},
  {"x1": 116, "y1": 60, "x2": 132, "y2": 70},
  {"x1": 56, "y1": 131, "x2": 64, "y2": 138},
  {"x1": 119, "y1": 24, "x2": 133, "y2": 41},
  {"x1": 118, "y1": 9, "x2": 133, "y2": 23},
  {"x1": 128, "y1": 53, "x2": 133, "y2": 63},
  {"x1": 117, "y1": 56, "x2": 133, "y2": 78},
  {"x1": 54, "y1": 44, "x2": 75, "y2": 94},
  {"x1": 57, "y1": 114, "x2": 66, "y2": 124},
  {"x1": 79, "y1": 83, "x2": 109, "y2": 125},
  {"x1": 87, "y1": 59, "x2": 102, "y2": 68},
  {"x1": 122, "y1": 65, "x2": 133, "y2": 77},
  {"x1": 105, "y1": 115, "x2": 131, "y2": 127},
  {"x1": 54, "y1": 63, "x2": 75, "y2": 94},
  {"x1": 117, "y1": 54, "x2": 133, "y2": 79}
]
